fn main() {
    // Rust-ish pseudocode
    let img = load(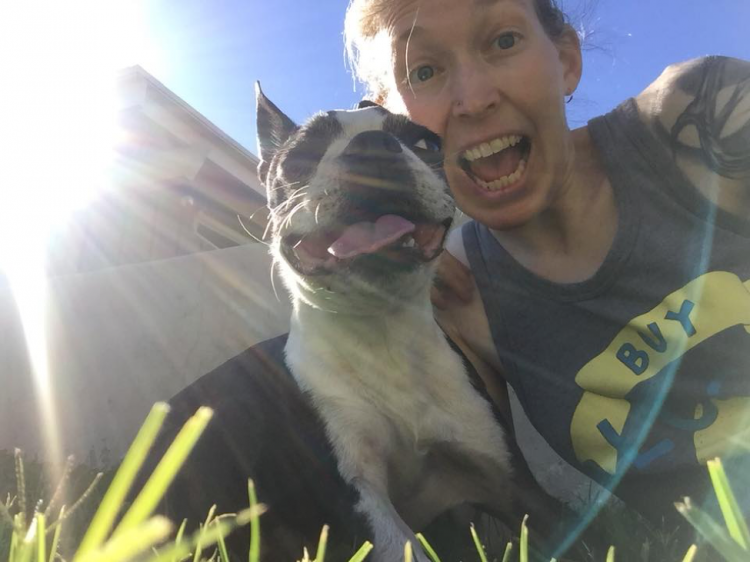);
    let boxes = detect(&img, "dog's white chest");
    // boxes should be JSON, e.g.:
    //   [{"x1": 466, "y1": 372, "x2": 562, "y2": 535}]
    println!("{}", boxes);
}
[
  {"x1": 287, "y1": 308, "x2": 482, "y2": 437},
  {"x1": 286, "y1": 307, "x2": 510, "y2": 520}
]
